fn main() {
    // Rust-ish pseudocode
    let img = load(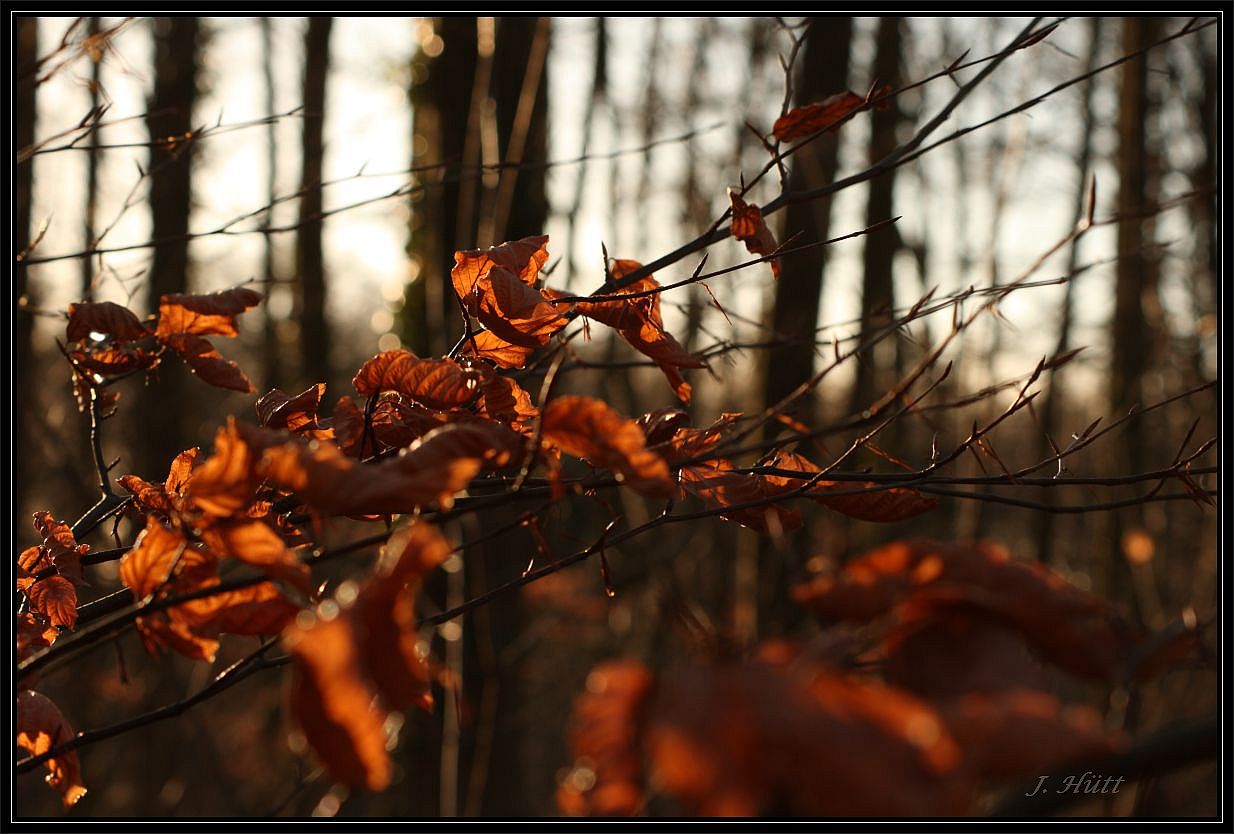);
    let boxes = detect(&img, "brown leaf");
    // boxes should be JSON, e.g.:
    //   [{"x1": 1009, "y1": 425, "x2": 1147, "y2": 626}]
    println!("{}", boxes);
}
[
  {"x1": 352, "y1": 521, "x2": 451, "y2": 712},
  {"x1": 256, "y1": 383, "x2": 332, "y2": 439},
  {"x1": 285, "y1": 613, "x2": 392, "y2": 791},
  {"x1": 635, "y1": 407, "x2": 690, "y2": 448},
  {"x1": 772, "y1": 89, "x2": 872, "y2": 143},
  {"x1": 177, "y1": 579, "x2": 300, "y2": 638},
  {"x1": 541, "y1": 396, "x2": 675, "y2": 499},
  {"x1": 260, "y1": 421, "x2": 524, "y2": 516},
  {"x1": 66, "y1": 300, "x2": 148, "y2": 343},
  {"x1": 17, "y1": 690, "x2": 88, "y2": 808},
  {"x1": 762, "y1": 449, "x2": 937, "y2": 522},
  {"x1": 154, "y1": 286, "x2": 263, "y2": 338},
  {"x1": 728, "y1": 190, "x2": 781, "y2": 278},
  {"x1": 17, "y1": 611, "x2": 58, "y2": 660},
  {"x1": 68, "y1": 343, "x2": 159, "y2": 377},
  {"x1": 352, "y1": 350, "x2": 480, "y2": 410},
  {"x1": 679, "y1": 459, "x2": 802, "y2": 535},
  {"x1": 464, "y1": 268, "x2": 567, "y2": 349},
  {"x1": 160, "y1": 332, "x2": 254, "y2": 392}
]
